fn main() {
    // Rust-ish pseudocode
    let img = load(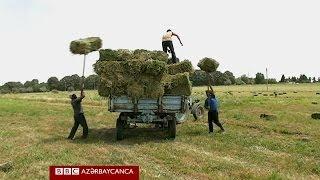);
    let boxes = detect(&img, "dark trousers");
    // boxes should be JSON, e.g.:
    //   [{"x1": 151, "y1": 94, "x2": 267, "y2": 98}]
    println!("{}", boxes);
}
[
  {"x1": 162, "y1": 41, "x2": 177, "y2": 63},
  {"x1": 208, "y1": 110, "x2": 224, "y2": 132},
  {"x1": 68, "y1": 113, "x2": 88, "y2": 138}
]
